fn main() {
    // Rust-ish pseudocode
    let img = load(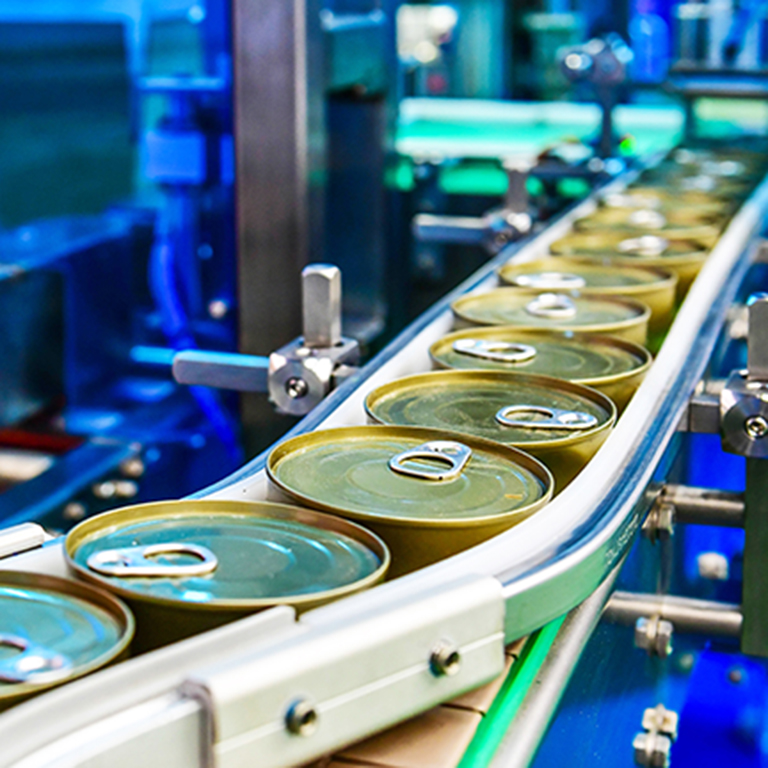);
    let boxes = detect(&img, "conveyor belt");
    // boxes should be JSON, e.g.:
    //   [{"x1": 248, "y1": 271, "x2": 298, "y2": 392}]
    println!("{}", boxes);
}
[{"x1": 1, "y1": 159, "x2": 768, "y2": 768}]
